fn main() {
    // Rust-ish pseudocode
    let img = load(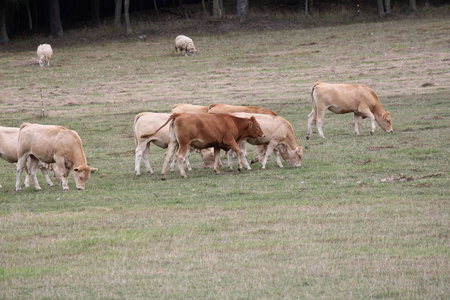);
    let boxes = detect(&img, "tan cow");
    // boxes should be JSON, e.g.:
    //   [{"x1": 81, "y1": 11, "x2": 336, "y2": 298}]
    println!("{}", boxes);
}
[
  {"x1": 208, "y1": 103, "x2": 278, "y2": 116},
  {"x1": 135, "y1": 112, "x2": 217, "y2": 176},
  {"x1": 172, "y1": 104, "x2": 209, "y2": 114},
  {"x1": 231, "y1": 113, "x2": 303, "y2": 169},
  {"x1": 0, "y1": 126, "x2": 55, "y2": 189},
  {"x1": 141, "y1": 113, "x2": 265, "y2": 180},
  {"x1": 307, "y1": 82, "x2": 393, "y2": 139},
  {"x1": 15, "y1": 123, "x2": 97, "y2": 191}
]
